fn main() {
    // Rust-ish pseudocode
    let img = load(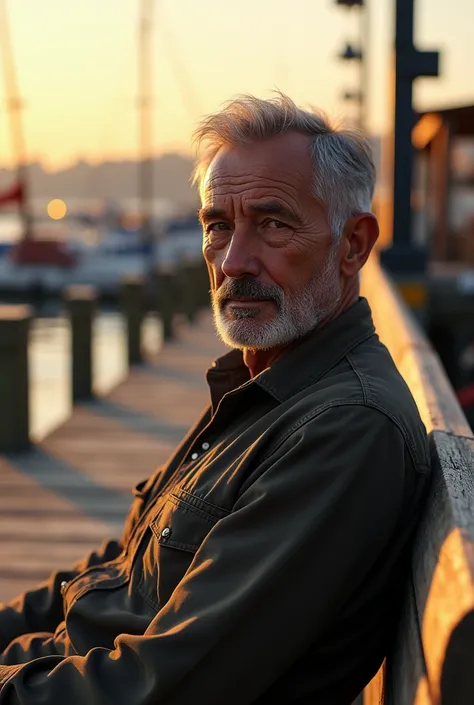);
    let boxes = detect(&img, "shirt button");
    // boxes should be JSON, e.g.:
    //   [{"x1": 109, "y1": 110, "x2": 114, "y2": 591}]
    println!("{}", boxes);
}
[
  {"x1": 201, "y1": 442, "x2": 210, "y2": 450},
  {"x1": 60, "y1": 580, "x2": 68, "y2": 595},
  {"x1": 191, "y1": 452, "x2": 199, "y2": 460},
  {"x1": 161, "y1": 527, "x2": 171, "y2": 539}
]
